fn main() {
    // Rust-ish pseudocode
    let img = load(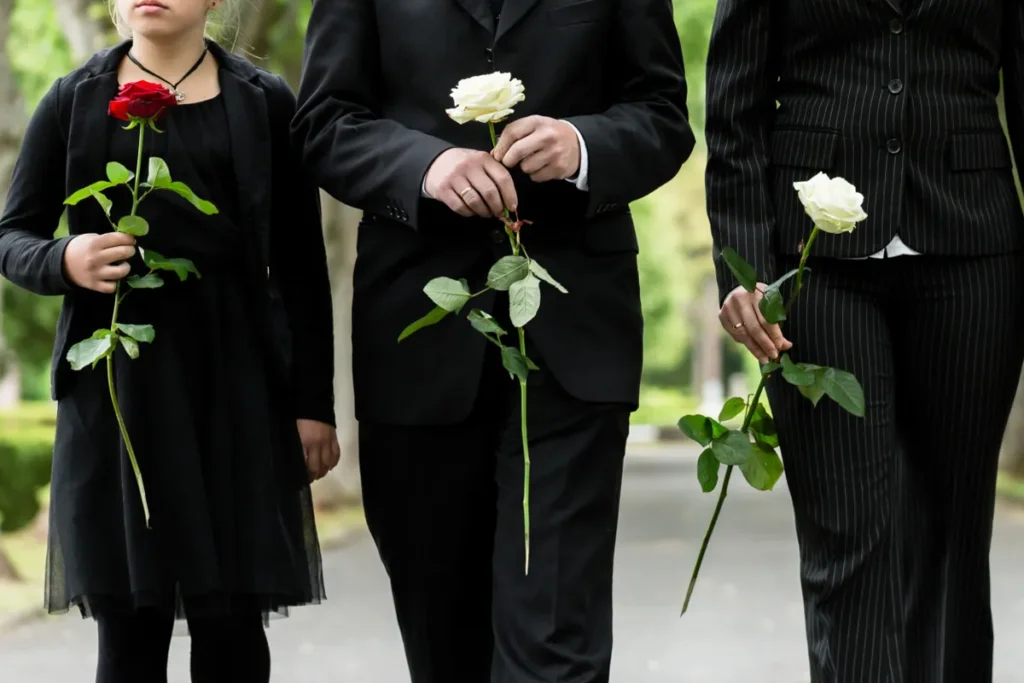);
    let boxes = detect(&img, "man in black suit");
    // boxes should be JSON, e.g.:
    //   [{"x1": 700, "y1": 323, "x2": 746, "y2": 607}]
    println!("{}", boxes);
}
[
  {"x1": 706, "y1": 1, "x2": 1024, "y2": 681},
  {"x1": 292, "y1": 1, "x2": 694, "y2": 681}
]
